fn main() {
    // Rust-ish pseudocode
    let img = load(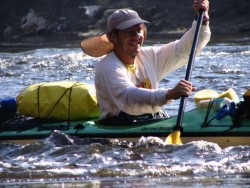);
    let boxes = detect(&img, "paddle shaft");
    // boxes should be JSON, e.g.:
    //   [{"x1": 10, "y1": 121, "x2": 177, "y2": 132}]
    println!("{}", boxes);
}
[{"x1": 174, "y1": 10, "x2": 205, "y2": 131}]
